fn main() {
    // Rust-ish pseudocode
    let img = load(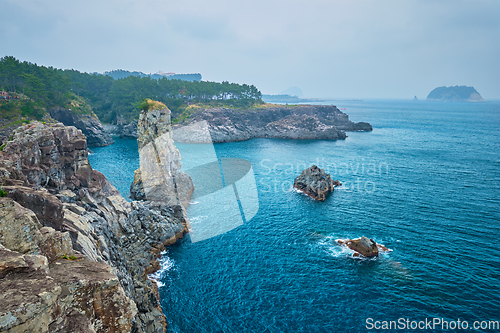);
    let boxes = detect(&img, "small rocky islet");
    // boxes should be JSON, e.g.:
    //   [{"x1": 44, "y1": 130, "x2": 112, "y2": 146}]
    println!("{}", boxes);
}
[
  {"x1": 292, "y1": 167, "x2": 390, "y2": 258},
  {"x1": 337, "y1": 237, "x2": 391, "y2": 258},
  {"x1": 294, "y1": 165, "x2": 342, "y2": 201}
]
